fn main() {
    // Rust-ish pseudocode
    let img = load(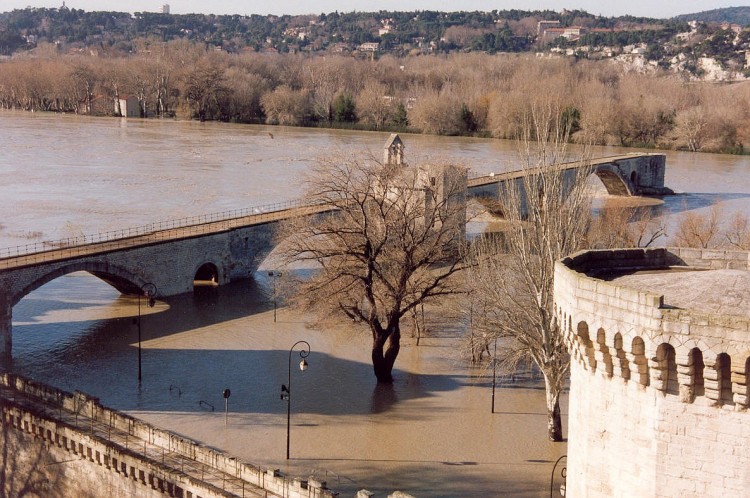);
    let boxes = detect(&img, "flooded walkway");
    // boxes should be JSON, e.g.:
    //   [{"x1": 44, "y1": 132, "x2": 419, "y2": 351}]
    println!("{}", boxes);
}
[
  {"x1": 7, "y1": 274, "x2": 567, "y2": 497},
  {"x1": 131, "y1": 305, "x2": 567, "y2": 497}
]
